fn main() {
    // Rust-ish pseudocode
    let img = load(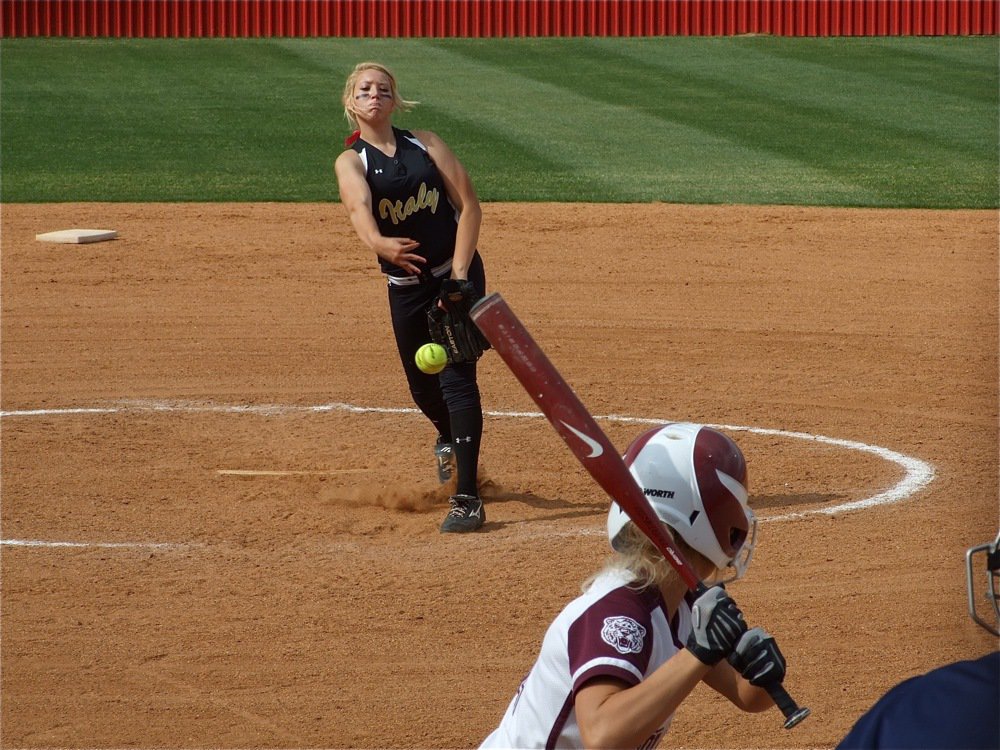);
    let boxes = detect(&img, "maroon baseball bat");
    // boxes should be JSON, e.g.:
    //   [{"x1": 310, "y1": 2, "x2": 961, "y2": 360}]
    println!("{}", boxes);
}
[{"x1": 470, "y1": 292, "x2": 809, "y2": 729}]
